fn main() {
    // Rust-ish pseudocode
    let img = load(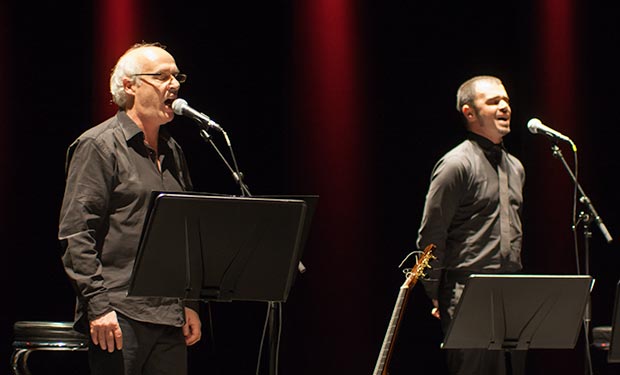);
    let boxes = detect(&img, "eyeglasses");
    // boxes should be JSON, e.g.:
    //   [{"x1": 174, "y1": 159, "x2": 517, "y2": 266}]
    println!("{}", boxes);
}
[{"x1": 133, "y1": 72, "x2": 187, "y2": 83}]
